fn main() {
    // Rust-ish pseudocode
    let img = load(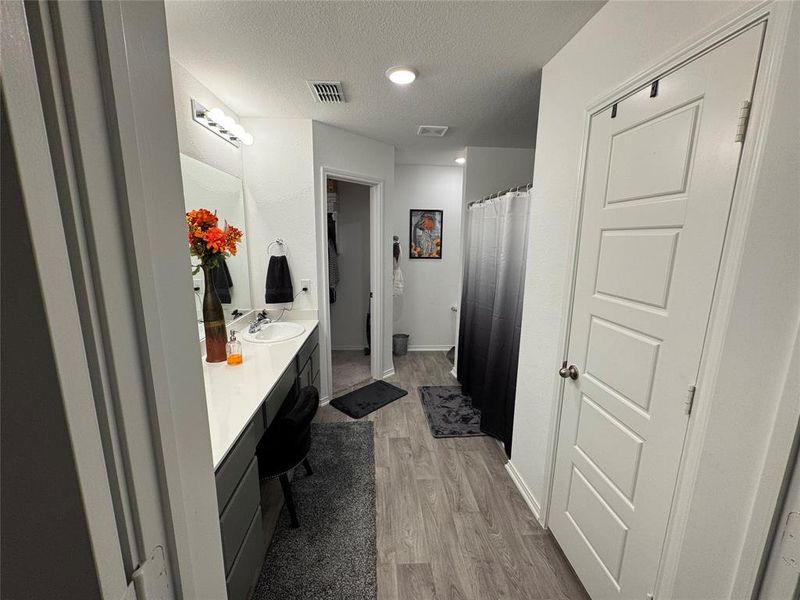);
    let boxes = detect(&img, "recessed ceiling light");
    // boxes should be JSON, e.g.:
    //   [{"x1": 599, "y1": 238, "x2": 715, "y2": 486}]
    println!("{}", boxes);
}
[
  {"x1": 386, "y1": 66, "x2": 417, "y2": 85},
  {"x1": 454, "y1": 157, "x2": 466, "y2": 165}
]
